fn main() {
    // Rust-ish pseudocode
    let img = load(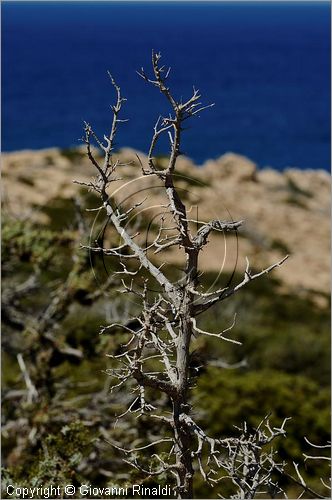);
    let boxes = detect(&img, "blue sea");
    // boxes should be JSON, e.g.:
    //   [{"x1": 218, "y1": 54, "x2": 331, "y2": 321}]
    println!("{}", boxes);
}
[{"x1": 2, "y1": 1, "x2": 331, "y2": 170}]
